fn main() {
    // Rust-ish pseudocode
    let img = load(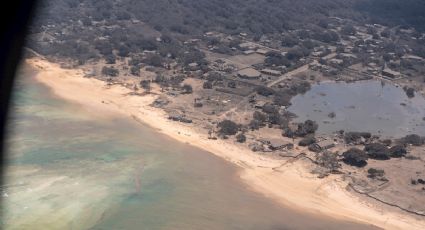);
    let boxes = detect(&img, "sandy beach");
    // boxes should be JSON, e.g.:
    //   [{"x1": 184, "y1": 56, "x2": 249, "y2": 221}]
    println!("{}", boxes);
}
[{"x1": 27, "y1": 57, "x2": 425, "y2": 230}]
